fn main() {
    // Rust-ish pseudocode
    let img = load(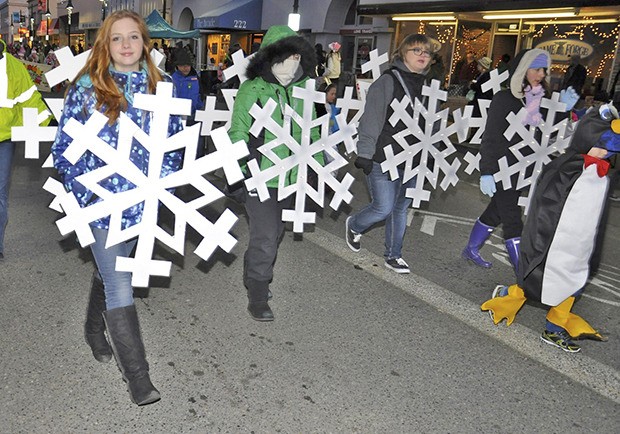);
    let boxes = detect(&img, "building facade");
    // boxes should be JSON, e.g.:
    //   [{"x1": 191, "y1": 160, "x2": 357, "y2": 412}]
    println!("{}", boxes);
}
[{"x1": 2, "y1": 0, "x2": 618, "y2": 96}]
